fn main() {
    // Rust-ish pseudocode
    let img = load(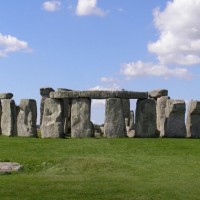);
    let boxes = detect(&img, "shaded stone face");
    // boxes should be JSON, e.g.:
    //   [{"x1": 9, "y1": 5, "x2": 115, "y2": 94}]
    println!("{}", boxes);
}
[
  {"x1": 186, "y1": 100, "x2": 200, "y2": 138},
  {"x1": 104, "y1": 98, "x2": 126, "y2": 138},
  {"x1": 122, "y1": 99, "x2": 130, "y2": 126},
  {"x1": 1, "y1": 99, "x2": 17, "y2": 136},
  {"x1": 164, "y1": 100, "x2": 186, "y2": 138},
  {"x1": 71, "y1": 98, "x2": 94, "y2": 138},
  {"x1": 40, "y1": 87, "x2": 54, "y2": 125},
  {"x1": 156, "y1": 96, "x2": 169, "y2": 137},
  {"x1": 0, "y1": 93, "x2": 13, "y2": 100},
  {"x1": 148, "y1": 89, "x2": 168, "y2": 99},
  {"x1": 135, "y1": 99, "x2": 157, "y2": 138},
  {"x1": 41, "y1": 98, "x2": 63, "y2": 138},
  {"x1": 17, "y1": 99, "x2": 37, "y2": 137}
]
